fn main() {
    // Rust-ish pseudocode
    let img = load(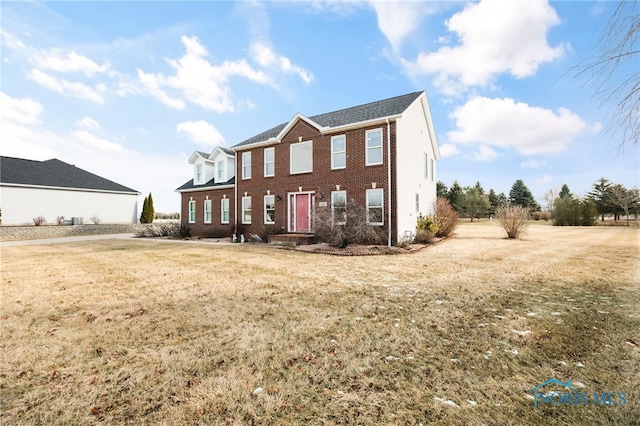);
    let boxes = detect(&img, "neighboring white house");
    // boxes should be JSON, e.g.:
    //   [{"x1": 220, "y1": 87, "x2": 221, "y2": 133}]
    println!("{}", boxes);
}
[{"x1": 0, "y1": 156, "x2": 140, "y2": 225}]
